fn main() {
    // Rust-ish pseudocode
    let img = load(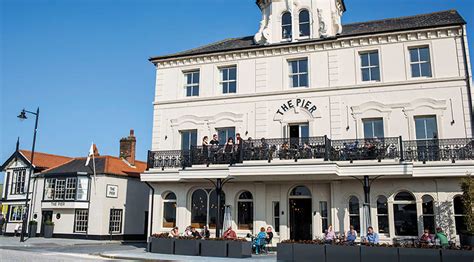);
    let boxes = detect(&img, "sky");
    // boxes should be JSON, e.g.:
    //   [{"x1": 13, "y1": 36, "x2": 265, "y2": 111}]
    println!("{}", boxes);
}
[{"x1": 1, "y1": 0, "x2": 473, "y2": 180}]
